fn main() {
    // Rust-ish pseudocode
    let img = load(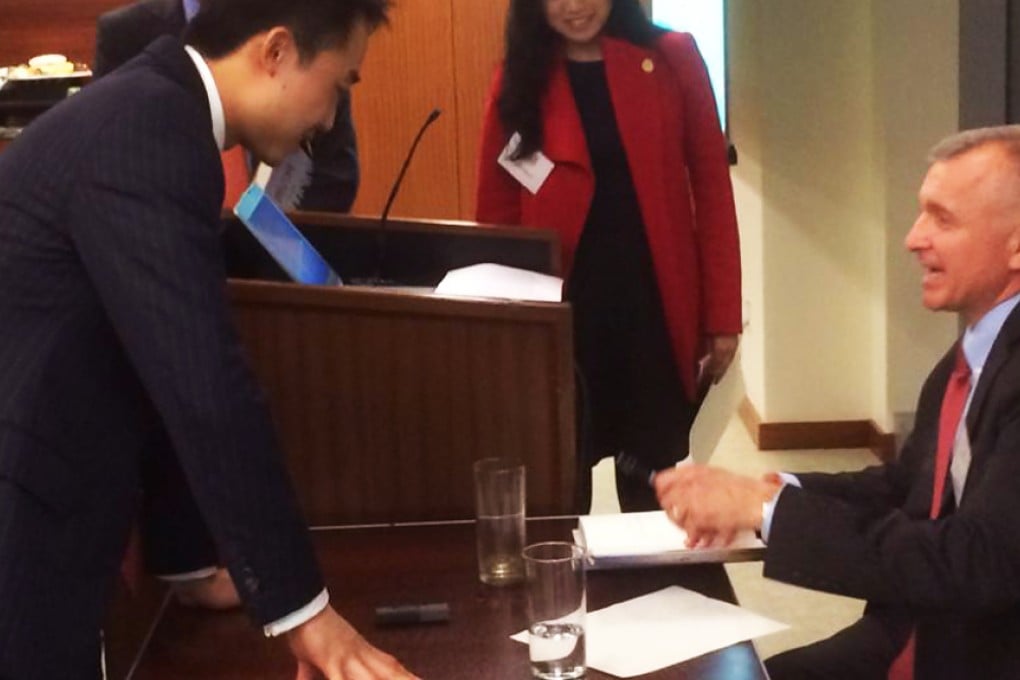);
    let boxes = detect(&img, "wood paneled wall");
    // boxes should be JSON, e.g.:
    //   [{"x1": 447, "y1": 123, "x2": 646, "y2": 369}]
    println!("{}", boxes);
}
[
  {"x1": 349, "y1": 0, "x2": 509, "y2": 220},
  {"x1": 451, "y1": 0, "x2": 512, "y2": 219},
  {"x1": 1, "y1": 0, "x2": 509, "y2": 221},
  {"x1": 348, "y1": 0, "x2": 461, "y2": 220},
  {"x1": 0, "y1": 0, "x2": 123, "y2": 66}
]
